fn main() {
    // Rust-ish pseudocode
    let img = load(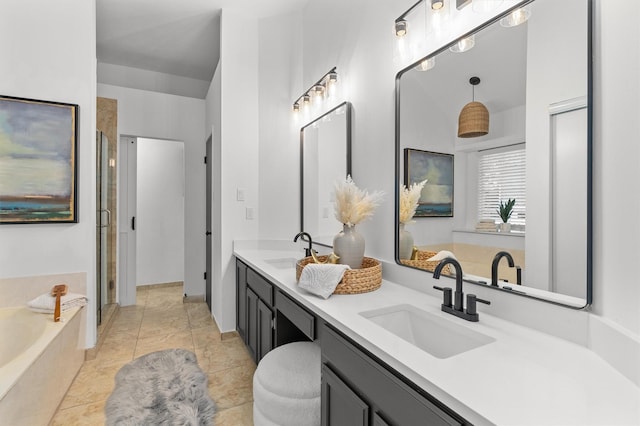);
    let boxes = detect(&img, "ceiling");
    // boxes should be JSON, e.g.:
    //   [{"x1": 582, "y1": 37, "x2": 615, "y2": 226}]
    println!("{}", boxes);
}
[{"x1": 96, "y1": 0, "x2": 308, "y2": 90}]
